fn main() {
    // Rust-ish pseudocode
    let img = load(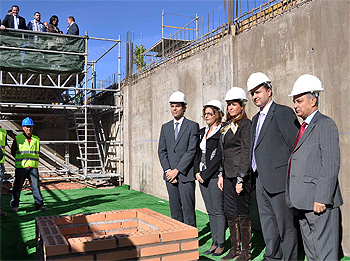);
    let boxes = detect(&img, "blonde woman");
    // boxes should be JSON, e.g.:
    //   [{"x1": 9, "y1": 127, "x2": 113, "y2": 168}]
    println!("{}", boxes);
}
[{"x1": 194, "y1": 100, "x2": 226, "y2": 257}]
